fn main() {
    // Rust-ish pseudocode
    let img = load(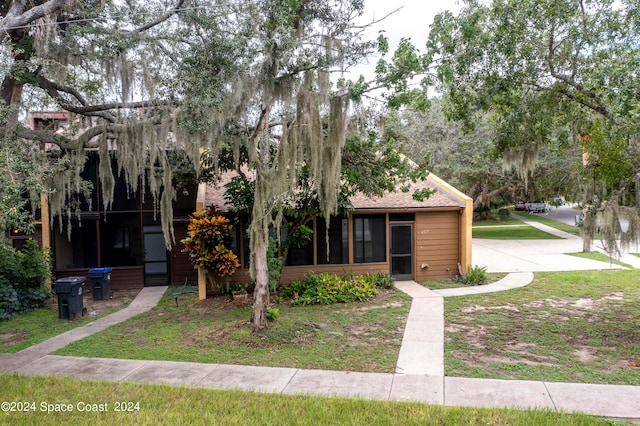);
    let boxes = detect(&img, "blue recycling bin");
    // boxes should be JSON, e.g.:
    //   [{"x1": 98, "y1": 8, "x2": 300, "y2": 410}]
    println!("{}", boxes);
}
[
  {"x1": 54, "y1": 277, "x2": 85, "y2": 320},
  {"x1": 88, "y1": 267, "x2": 112, "y2": 300}
]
